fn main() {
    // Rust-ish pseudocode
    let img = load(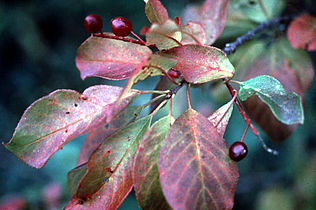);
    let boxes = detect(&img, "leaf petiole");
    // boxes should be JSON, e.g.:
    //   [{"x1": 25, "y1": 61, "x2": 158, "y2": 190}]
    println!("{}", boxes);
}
[{"x1": 150, "y1": 99, "x2": 168, "y2": 117}]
